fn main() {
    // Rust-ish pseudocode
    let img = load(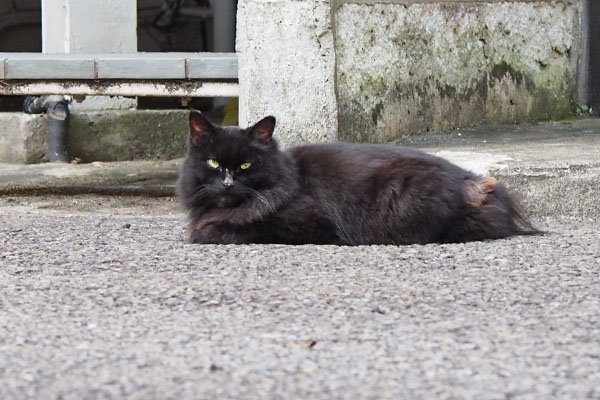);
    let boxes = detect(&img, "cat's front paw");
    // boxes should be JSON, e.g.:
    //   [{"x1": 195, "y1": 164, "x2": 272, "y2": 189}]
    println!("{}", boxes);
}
[
  {"x1": 188, "y1": 223, "x2": 247, "y2": 244},
  {"x1": 188, "y1": 224, "x2": 220, "y2": 244}
]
